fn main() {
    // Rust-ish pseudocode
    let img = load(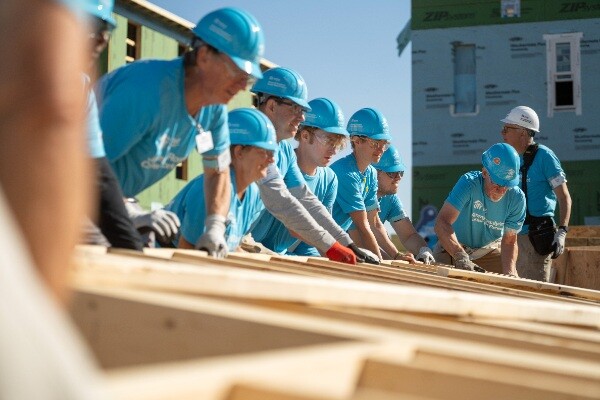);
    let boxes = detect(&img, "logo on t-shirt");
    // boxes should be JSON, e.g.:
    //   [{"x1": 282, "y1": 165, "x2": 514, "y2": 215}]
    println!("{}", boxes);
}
[{"x1": 474, "y1": 200, "x2": 484, "y2": 210}]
